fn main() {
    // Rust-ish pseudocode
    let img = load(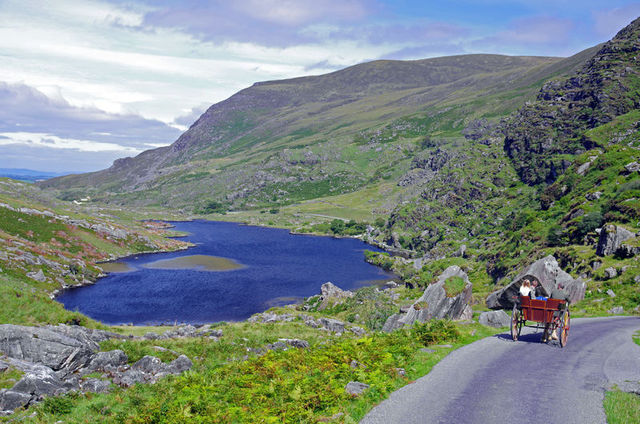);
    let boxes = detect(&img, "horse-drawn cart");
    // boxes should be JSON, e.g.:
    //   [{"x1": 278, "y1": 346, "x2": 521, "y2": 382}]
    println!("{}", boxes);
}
[{"x1": 510, "y1": 296, "x2": 570, "y2": 347}]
